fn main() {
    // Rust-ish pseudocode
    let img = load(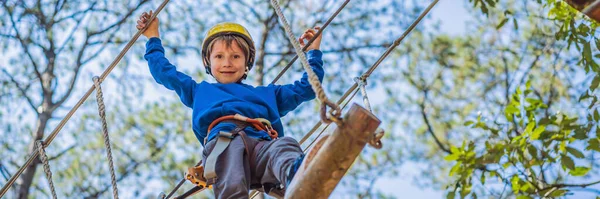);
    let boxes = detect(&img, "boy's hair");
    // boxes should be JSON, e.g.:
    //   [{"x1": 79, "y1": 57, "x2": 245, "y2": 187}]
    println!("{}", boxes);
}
[{"x1": 206, "y1": 34, "x2": 251, "y2": 67}]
